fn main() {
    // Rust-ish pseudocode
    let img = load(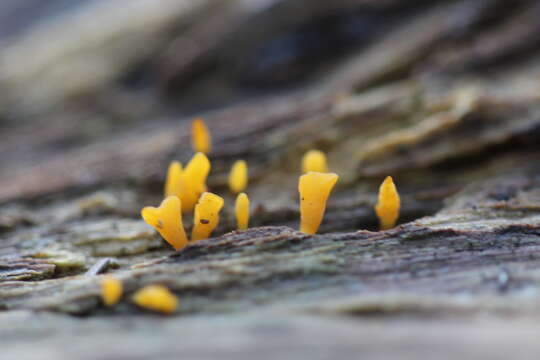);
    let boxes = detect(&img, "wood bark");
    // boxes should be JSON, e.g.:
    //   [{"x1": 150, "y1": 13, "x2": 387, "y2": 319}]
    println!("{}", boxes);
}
[{"x1": 1, "y1": 0, "x2": 540, "y2": 359}]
